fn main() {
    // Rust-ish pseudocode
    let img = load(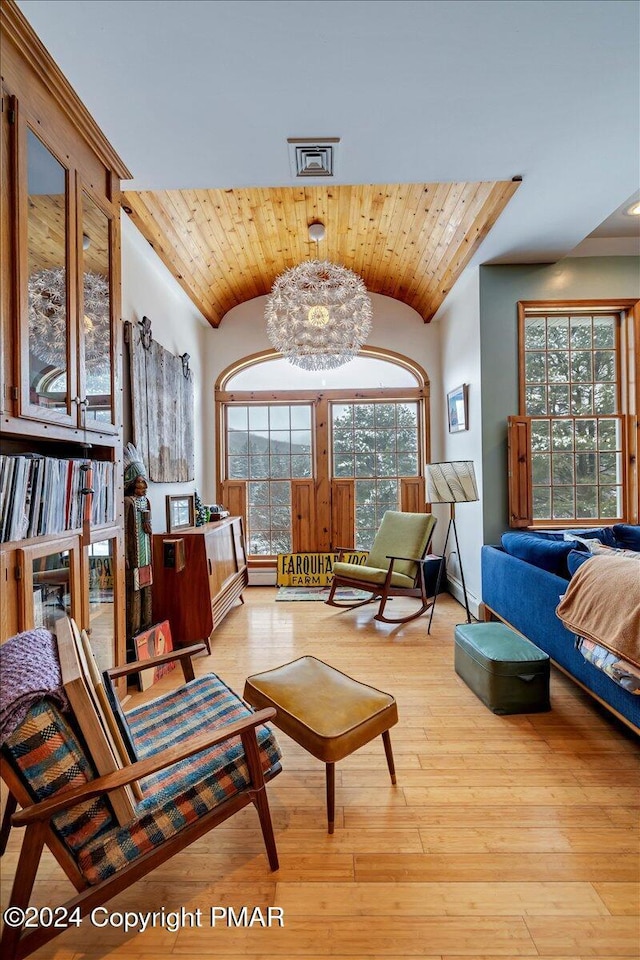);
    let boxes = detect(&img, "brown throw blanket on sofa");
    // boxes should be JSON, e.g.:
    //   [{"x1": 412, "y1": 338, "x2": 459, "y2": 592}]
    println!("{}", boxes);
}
[{"x1": 557, "y1": 555, "x2": 640, "y2": 668}]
